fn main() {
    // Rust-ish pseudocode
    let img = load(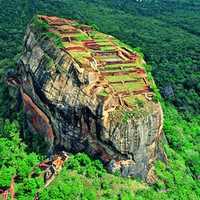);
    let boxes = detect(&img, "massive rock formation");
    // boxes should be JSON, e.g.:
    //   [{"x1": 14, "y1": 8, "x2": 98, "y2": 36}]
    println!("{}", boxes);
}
[{"x1": 19, "y1": 15, "x2": 165, "y2": 179}]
